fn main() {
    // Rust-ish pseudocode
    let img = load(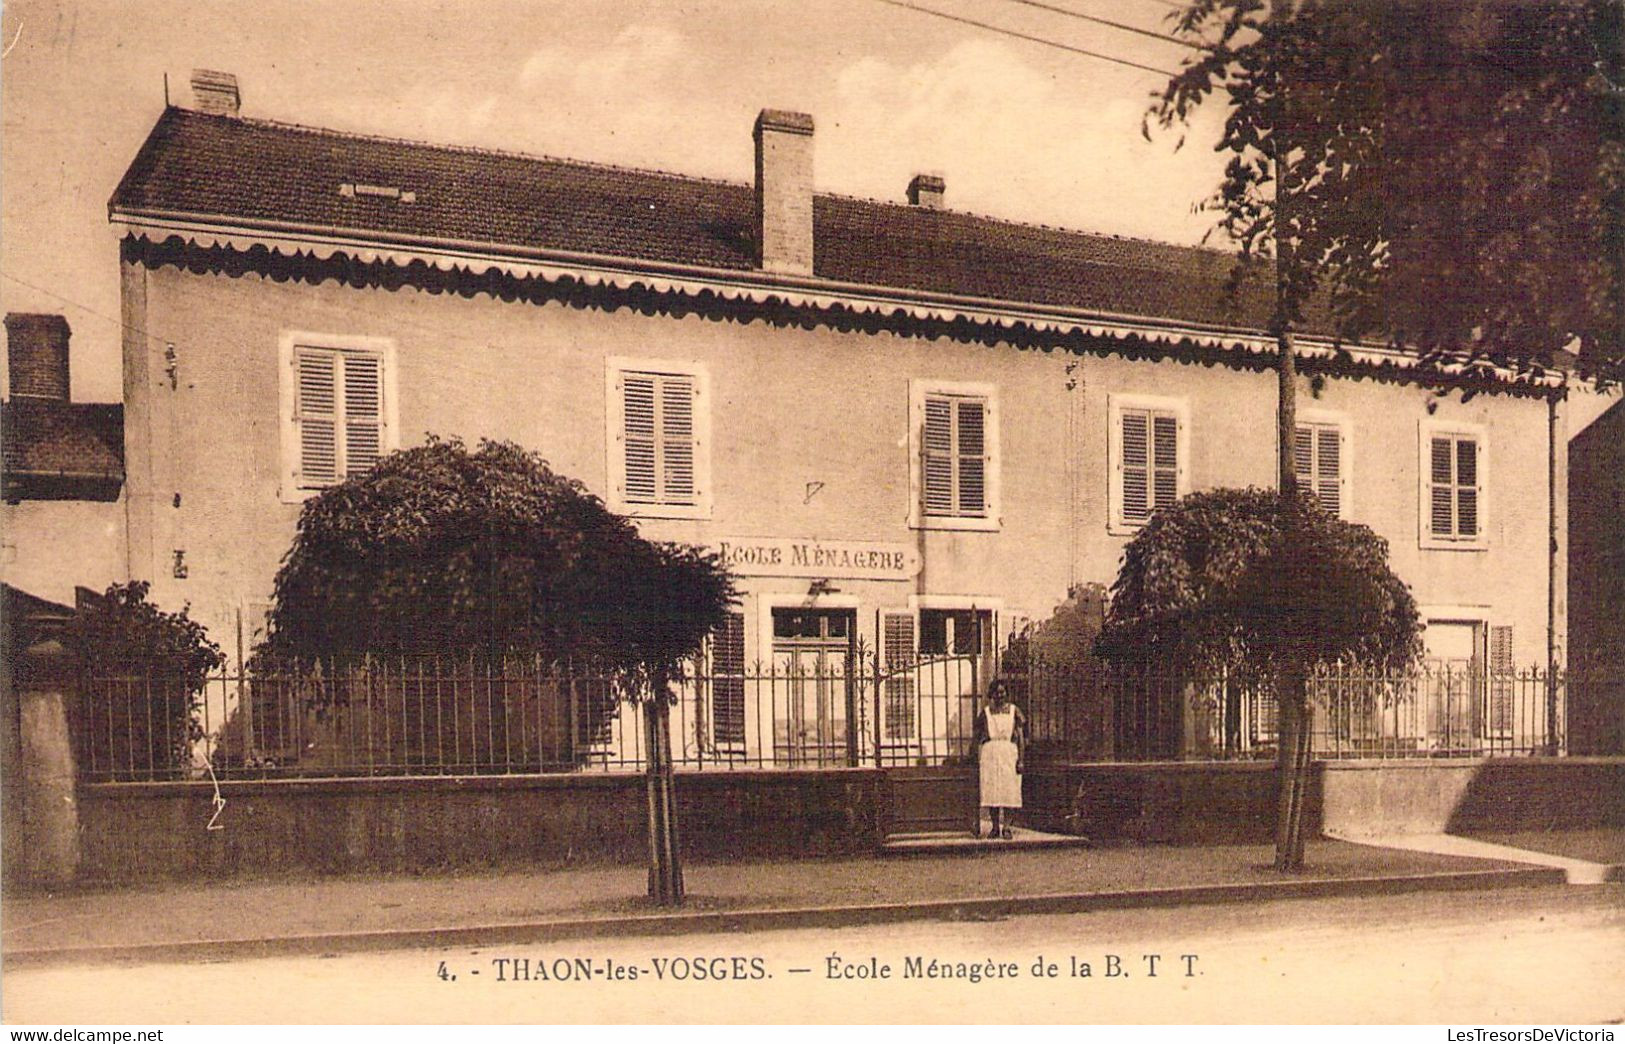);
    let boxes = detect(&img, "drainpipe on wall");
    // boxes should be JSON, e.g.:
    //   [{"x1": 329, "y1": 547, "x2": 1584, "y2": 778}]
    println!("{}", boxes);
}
[{"x1": 1547, "y1": 389, "x2": 1562, "y2": 755}]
